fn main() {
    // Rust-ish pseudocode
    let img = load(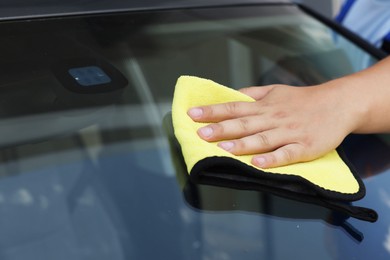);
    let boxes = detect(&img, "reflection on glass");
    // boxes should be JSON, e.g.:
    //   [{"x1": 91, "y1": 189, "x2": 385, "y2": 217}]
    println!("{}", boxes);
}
[{"x1": 0, "y1": 4, "x2": 388, "y2": 260}]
